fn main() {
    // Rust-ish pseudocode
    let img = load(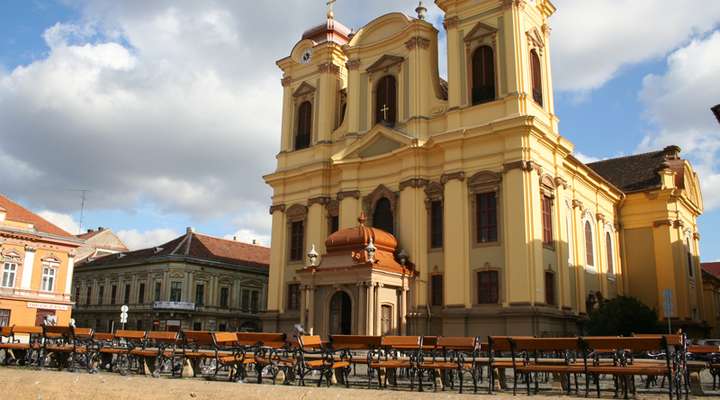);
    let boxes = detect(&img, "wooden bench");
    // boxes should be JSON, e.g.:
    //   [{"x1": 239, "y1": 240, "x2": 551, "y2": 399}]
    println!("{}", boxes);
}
[
  {"x1": 129, "y1": 331, "x2": 181, "y2": 377},
  {"x1": 329, "y1": 335, "x2": 382, "y2": 385},
  {"x1": 212, "y1": 332, "x2": 254, "y2": 382},
  {"x1": 41, "y1": 325, "x2": 78, "y2": 370},
  {"x1": 112, "y1": 330, "x2": 147, "y2": 376},
  {"x1": 180, "y1": 331, "x2": 218, "y2": 377},
  {"x1": 509, "y1": 337, "x2": 584, "y2": 396},
  {"x1": 297, "y1": 335, "x2": 351, "y2": 387},
  {"x1": 417, "y1": 336, "x2": 480, "y2": 393},
  {"x1": 0, "y1": 326, "x2": 43, "y2": 366},
  {"x1": 369, "y1": 335, "x2": 422, "y2": 390},
  {"x1": 488, "y1": 336, "x2": 532, "y2": 393},
  {"x1": 245, "y1": 332, "x2": 291, "y2": 384}
]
